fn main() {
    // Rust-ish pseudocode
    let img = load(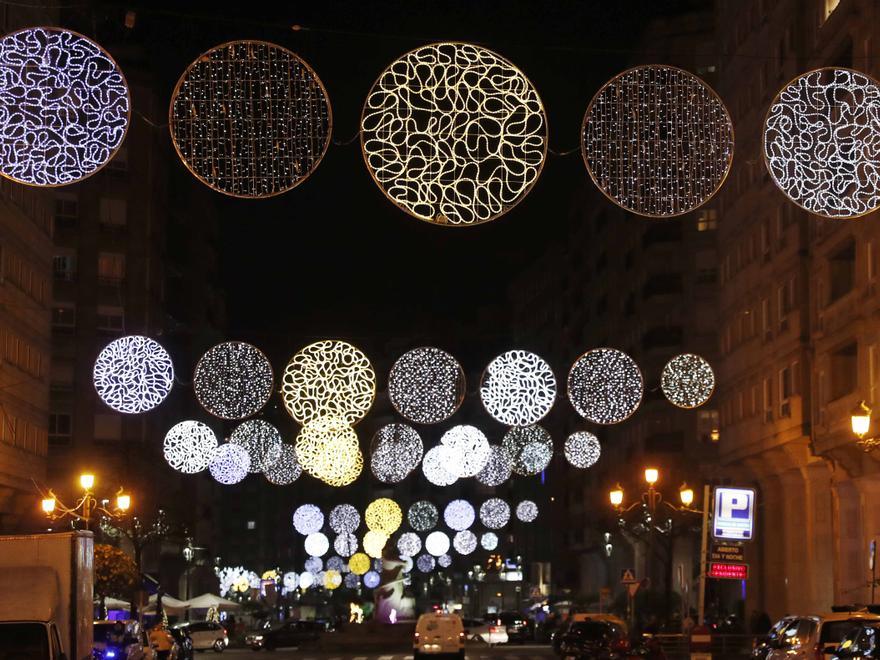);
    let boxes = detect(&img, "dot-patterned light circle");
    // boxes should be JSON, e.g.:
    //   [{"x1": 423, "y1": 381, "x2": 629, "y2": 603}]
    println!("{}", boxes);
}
[
  {"x1": 661, "y1": 354, "x2": 715, "y2": 409},
  {"x1": 305, "y1": 532, "x2": 330, "y2": 557},
  {"x1": 564, "y1": 431, "x2": 601, "y2": 469},
  {"x1": 361, "y1": 42, "x2": 547, "y2": 226},
  {"x1": 567, "y1": 348, "x2": 644, "y2": 425},
  {"x1": 365, "y1": 498, "x2": 403, "y2": 535},
  {"x1": 444, "y1": 500, "x2": 476, "y2": 531},
  {"x1": 327, "y1": 556, "x2": 345, "y2": 572},
  {"x1": 295, "y1": 415, "x2": 363, "y2": 487},
  {"x1": 397, "y1": 532, "x2": 422, "y2": 557},
  {"x1": 334, "y1": 533, "x2": 358, "y2": 557},
  {"x1": 363, "y1": 530, "x2": 388, "y2": 559},
  {"x1": 416, "y1": 554, "x2": 436, "y2": 573},
  {"x1": 388, "y1": 348, "x2": 466, "y2": 423},
  {"x1": 370, "y1": 424, "x2": 423, "y2": 483},
  {"x1": 209, "y1": 443, "x2": 250, "y2": 485},
  {"x1": 329, "y1": 504, "x2": 361, "y2": 534},
  {"x1": 0, "y1": 28, "x2": 130, "y2": 186},
  {"x1": 437, "y1": 554, "x2": 452, "y2": 568},
  {"x1": 475, "y1": 445, "x2": 513, "y2": 487},
  {"x1": 582, "y1": 65, "x2": 733, "y2": 218},
  {"x1": 93, "y1": 336, "x2": 174, "y2": 414},
  {"x1": 343, "y1": 572, "x2": 360, "y2": 588},
  {"x1": 263, "y1": 445, "x2": 302, "y2": 485},
  {"x1": 764, "y1": 68, "x2": 880, "y2": 218},
  {"x1": 453, "y1": 530, "x2": 477, "y2": 555},
  {"x1": 293, "y1": 504, "x2": 324, "y2": 535},
  {"x1": 169, "y1": 40, "x2": 331, "y2": 198},
  {"x1": 304, "y1": 556, "x2": 323, "y2": 575},
  {"x1": 324, "y1": 569, "x2": 342, "y2": 590},
  {"x1": 363, "y1": 570, "x2": 381, "y2": 588},
  {"x1": 421, "y1": 446, "x2": 459, "y2": 486},
  {"x1": 163, "y1": 421, "x2": 218, "y2": 474},
  {"x1": 479, "y1": 498, "x2": 511, "y2": 529},
  {"x1": 480, "y1": 350, "x2": 557, "y2": 426},
  {"x1": 229, "y1": 419, "x2": 282, "y2": 473},
  {"x1": 440, "y1": 425, "x2": 491, "y2": 478},
  {"x1": 481, "y1": 532, "x2": 499, "y2": 551},
  {"x1": 516, "y1": 500, "x2": 538, "y2": 522},
  {"x1": 193, "y1": 341, "x2": 274, "y2": 420},
  {"x1": 501, "y1": 425, "x2": 553, "y2": 476},
  {"x1": 408, "y1": 501, "x2": 439, "y2": 532},
  {"x1": 425, "y1": 531, "x2": 450, "y2": 557},
  {"x1": 282, "y1": 341, "x2": 376, "y2": 425}
]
